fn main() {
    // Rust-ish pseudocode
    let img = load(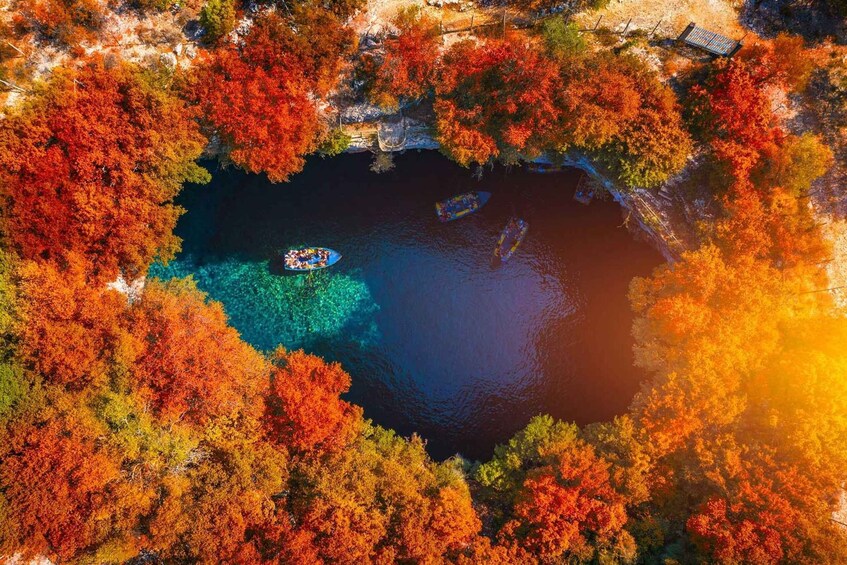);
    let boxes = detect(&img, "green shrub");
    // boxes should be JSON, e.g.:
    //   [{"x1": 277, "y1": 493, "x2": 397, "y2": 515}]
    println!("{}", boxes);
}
[
  {"x1": 540, "y1": 17, "x2": 586, "y2": 60},
  {"x1": 318, "y1": 128, "x2": 352, "y2": 157},
  {"x1": 200, "y1": 0, "x2": 236, "y2": 43}
]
